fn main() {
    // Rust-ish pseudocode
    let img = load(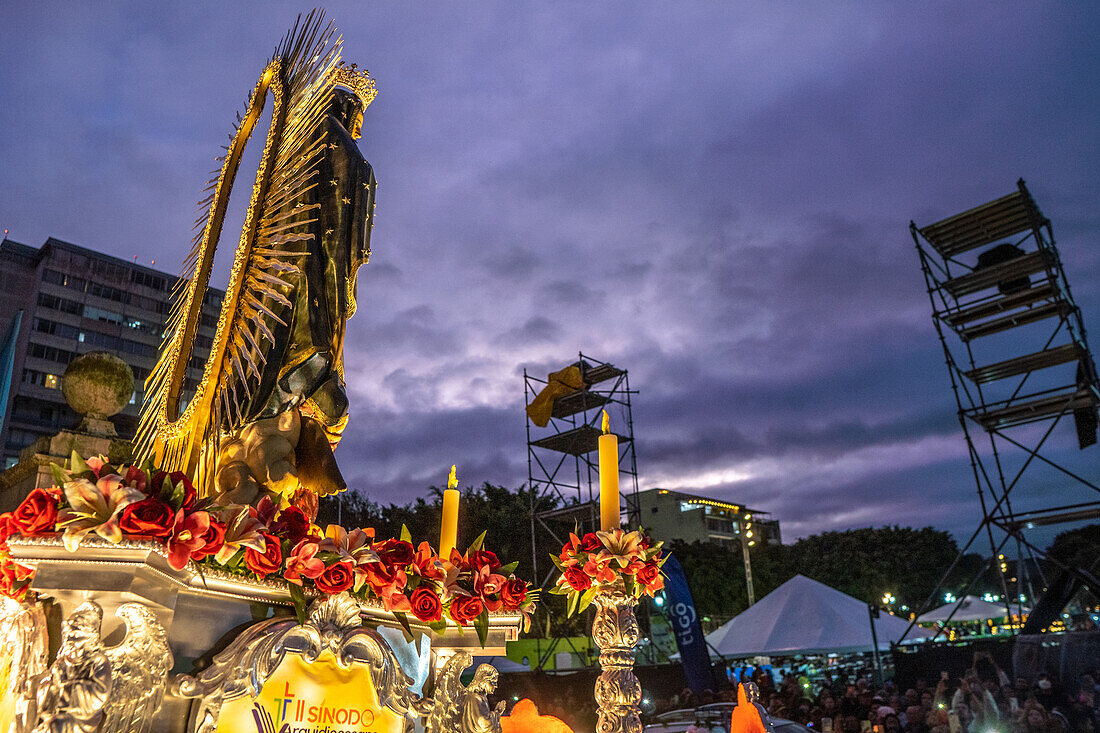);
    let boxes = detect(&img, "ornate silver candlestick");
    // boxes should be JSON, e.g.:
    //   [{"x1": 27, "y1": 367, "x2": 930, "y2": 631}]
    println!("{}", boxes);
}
[{"x1": 591, "y1": 586, "x2": 642, "y2": 733}]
